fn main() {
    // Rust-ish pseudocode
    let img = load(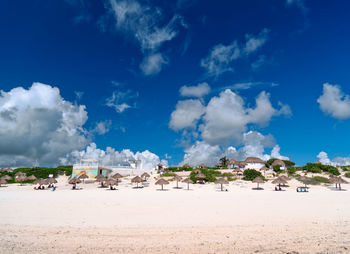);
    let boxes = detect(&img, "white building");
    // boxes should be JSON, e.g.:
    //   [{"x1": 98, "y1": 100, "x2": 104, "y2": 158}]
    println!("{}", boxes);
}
[{"x1": 244, "y1": 157, "x2": 266, "y2": 170}]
